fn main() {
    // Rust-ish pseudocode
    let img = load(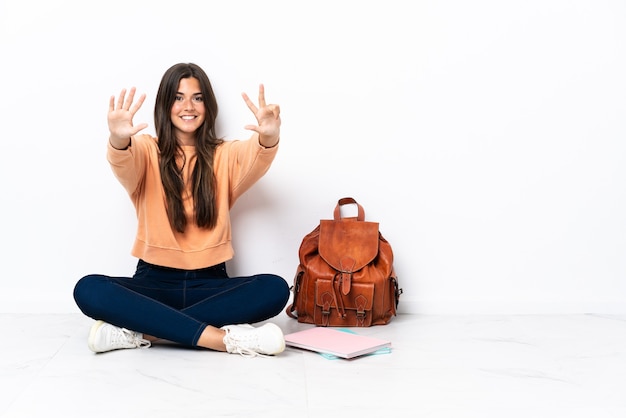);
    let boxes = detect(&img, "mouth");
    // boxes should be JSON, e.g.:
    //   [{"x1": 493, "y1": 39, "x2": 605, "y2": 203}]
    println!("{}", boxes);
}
[{"x1": 180, "y1": 115, "x2": 196, "y2": 121}]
